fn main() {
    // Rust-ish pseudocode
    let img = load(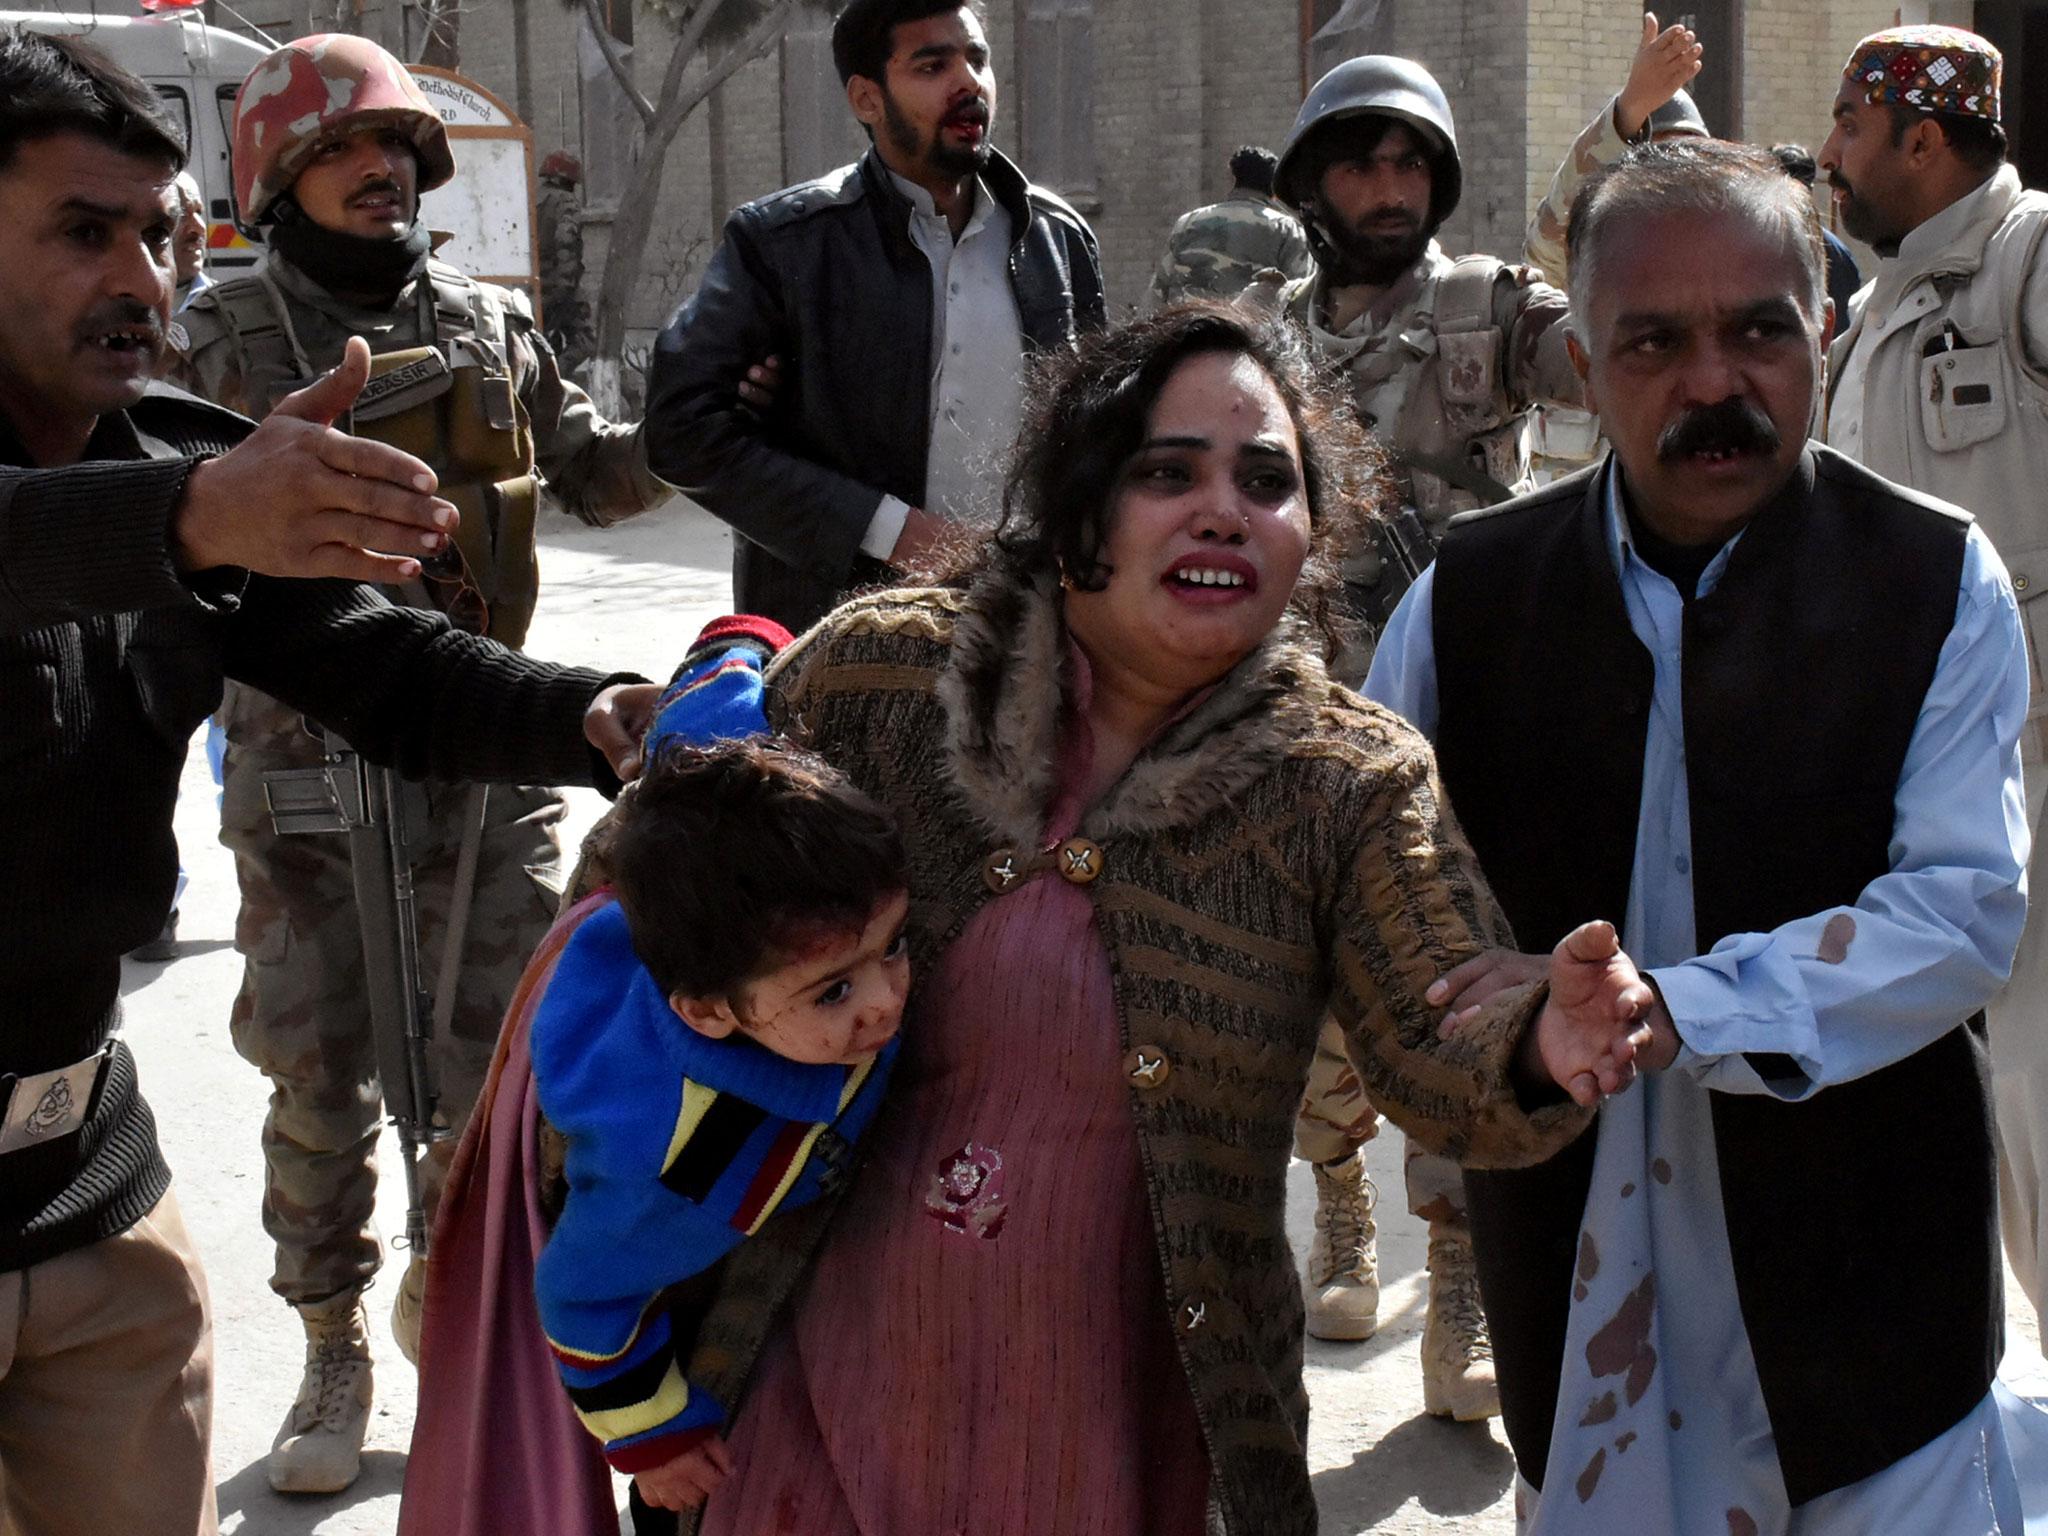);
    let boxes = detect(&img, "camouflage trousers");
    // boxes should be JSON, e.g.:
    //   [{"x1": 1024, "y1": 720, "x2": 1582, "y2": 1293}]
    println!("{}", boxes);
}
[
  {"x1": 219, "y1": 734, "x2": 565, "y2": 1306},
  {"x1": 1295, "y1": 1015, "x2": 1470, "y2": 1235}
]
